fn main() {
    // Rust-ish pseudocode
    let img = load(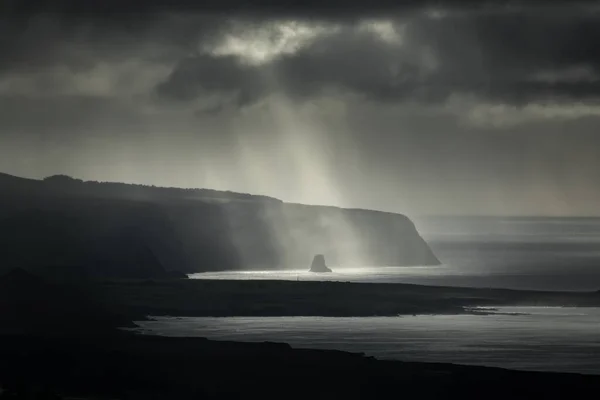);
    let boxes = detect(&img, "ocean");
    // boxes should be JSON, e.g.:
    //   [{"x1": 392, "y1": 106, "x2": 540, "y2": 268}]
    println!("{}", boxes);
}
[
  {"x1": 178, "y1": 217, "x2": 600, "y2": 374},
  {"x1": 134, "y1": 307, "x2": 600, "y2": 375},
  {"x1": 190, "y1": 217, "x2": 600, "y2": 291}
]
